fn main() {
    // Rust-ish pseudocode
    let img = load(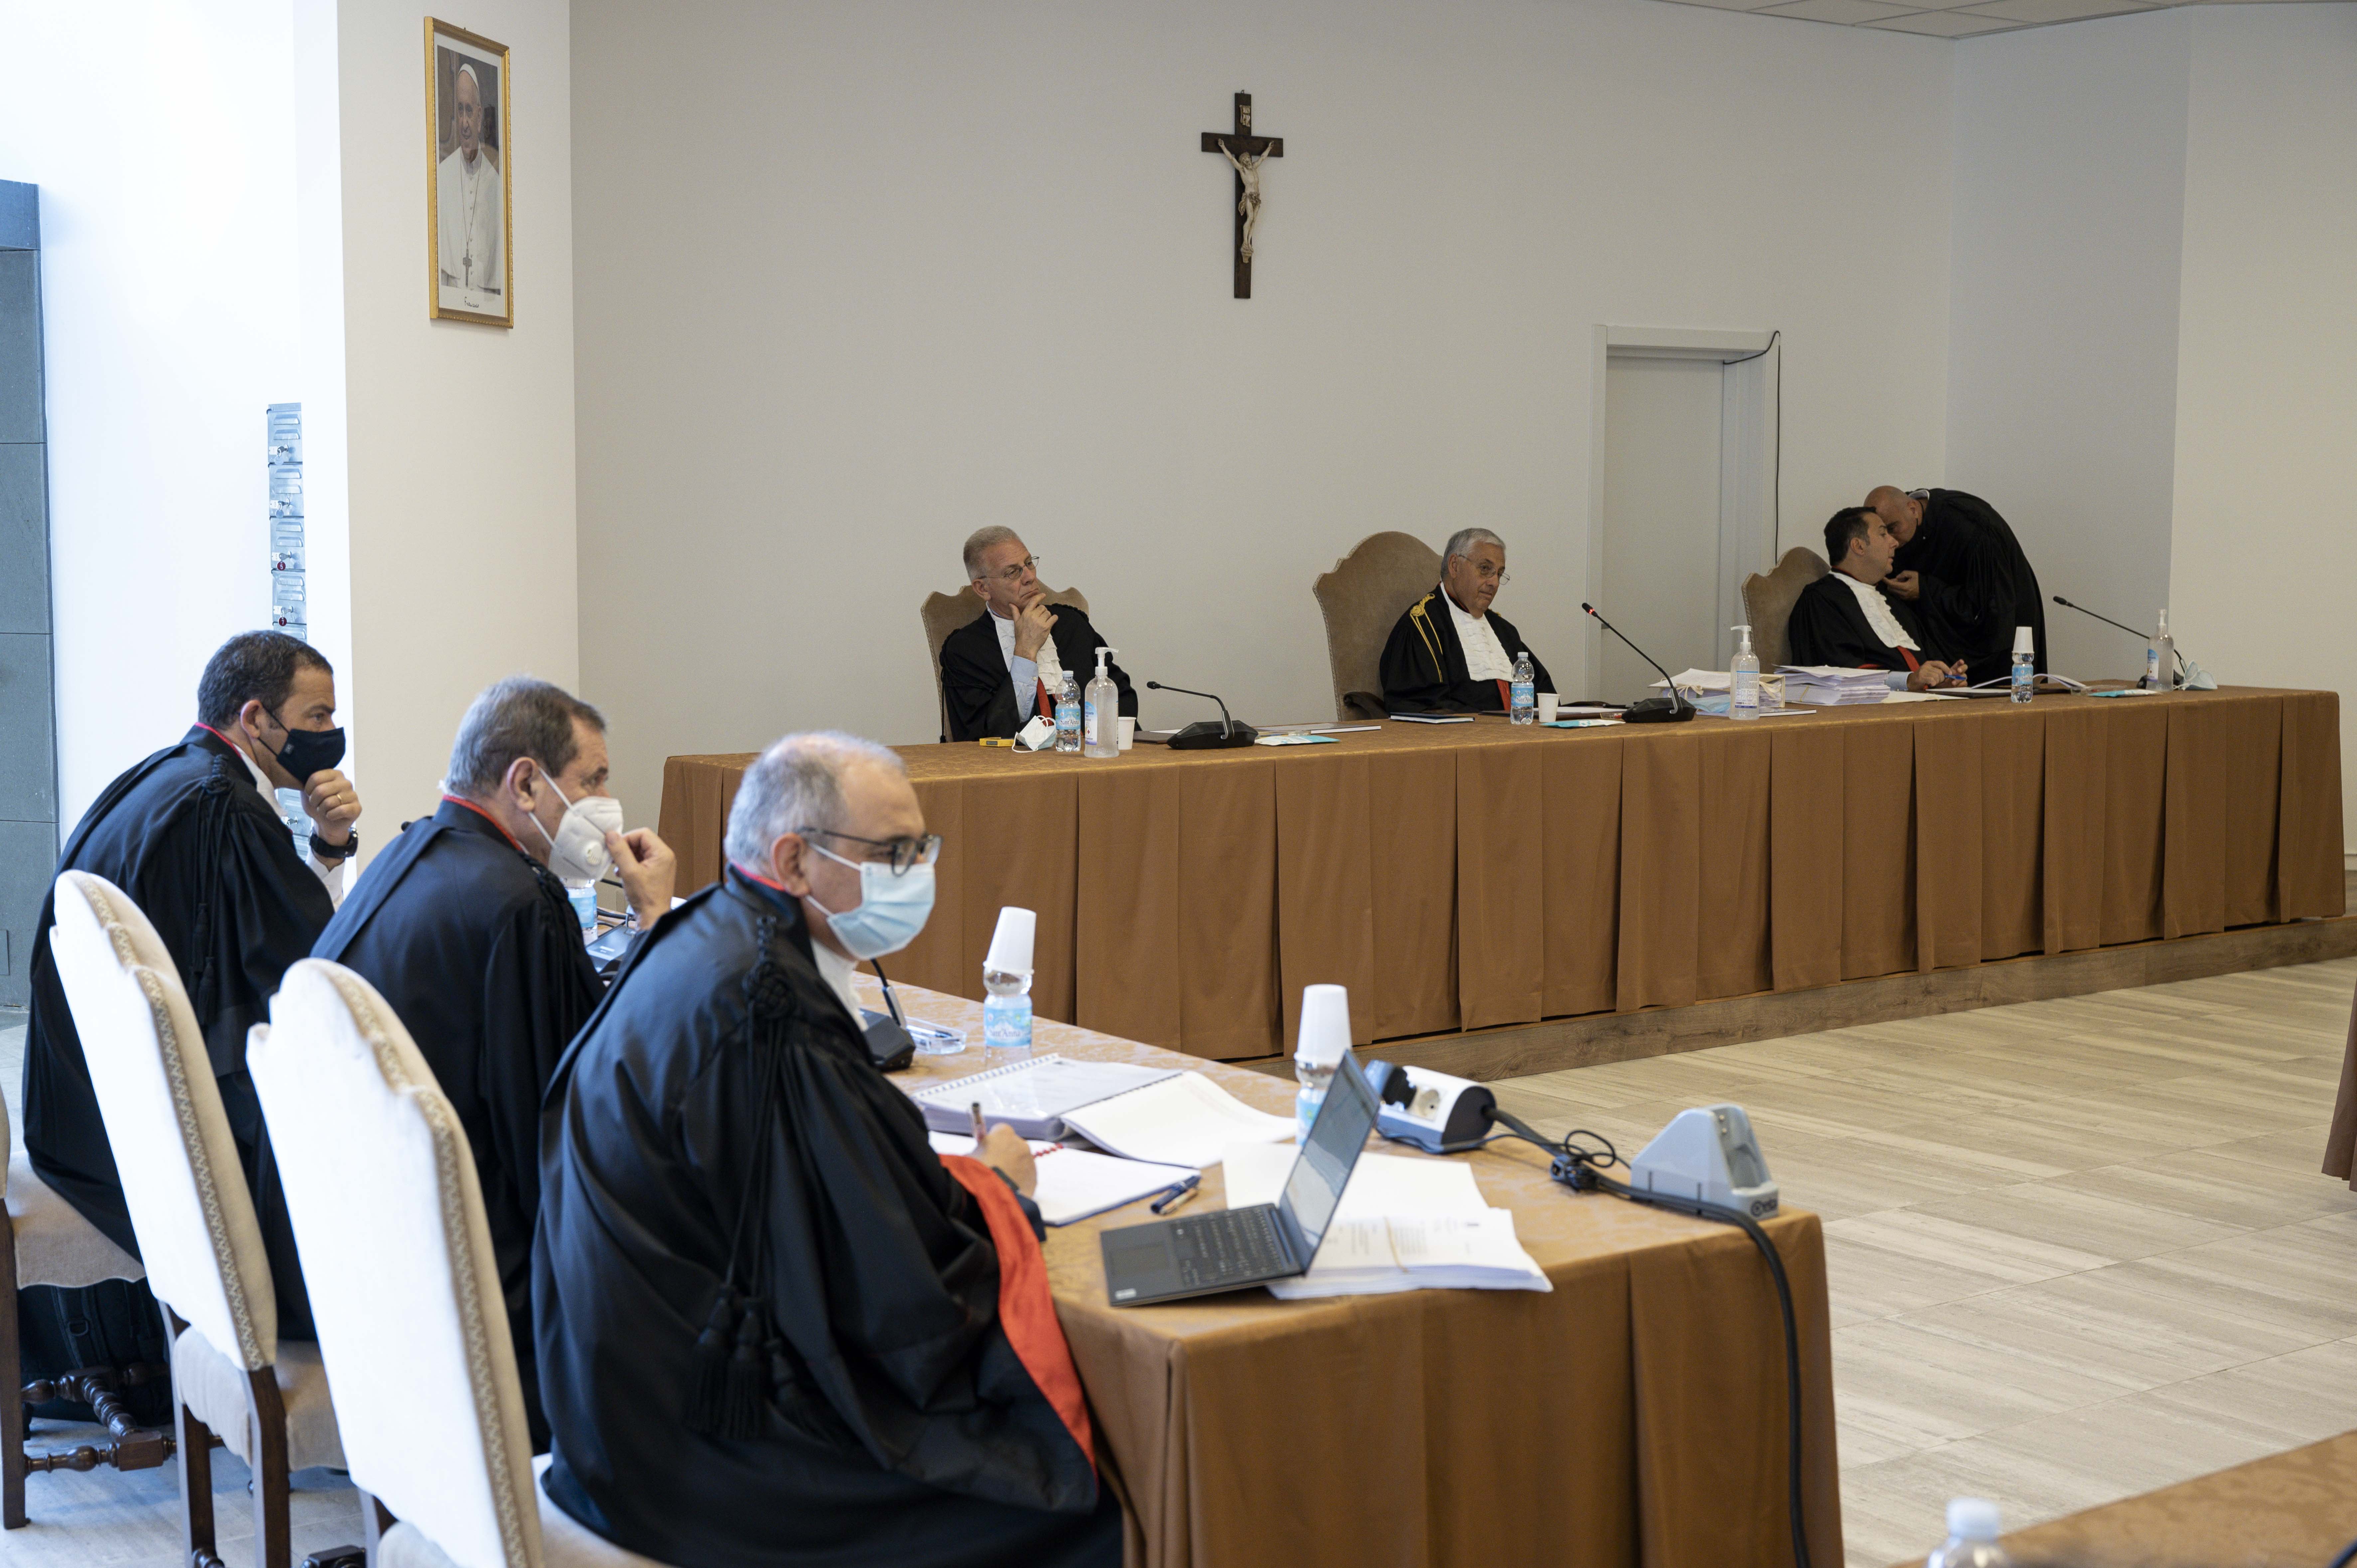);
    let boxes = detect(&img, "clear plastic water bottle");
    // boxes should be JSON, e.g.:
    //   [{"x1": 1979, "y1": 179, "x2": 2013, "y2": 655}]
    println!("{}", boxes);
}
[
  {"x1": 1730, "y1": 624, "x2": 1761, "y2": 720},
  {"x1": 2010, "y1": 626, "x2": 2034, "y2": 705},
  {"x1": 1509, "y1": 651, "x2": 1536, "y2": 726},
  {"x1": 1926, "y1": 1498, "x2": 2011, "y2": 1568},
  {"x1": 1293, "y1": 985, "x2": 1352, "y2": 1141},
  {"x1": 1084, "y1": 647, "x2": 1120, "y2": 759},
  {"x1": 564, "y1": 879, "x2": 598, "y2": 935},
  {"x1": 1054, "y1": 674, "x2": 1082, "y2": 753},
  {"x1": 981, "y1": 907, "x2": 1036, "y2": 1059}
]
